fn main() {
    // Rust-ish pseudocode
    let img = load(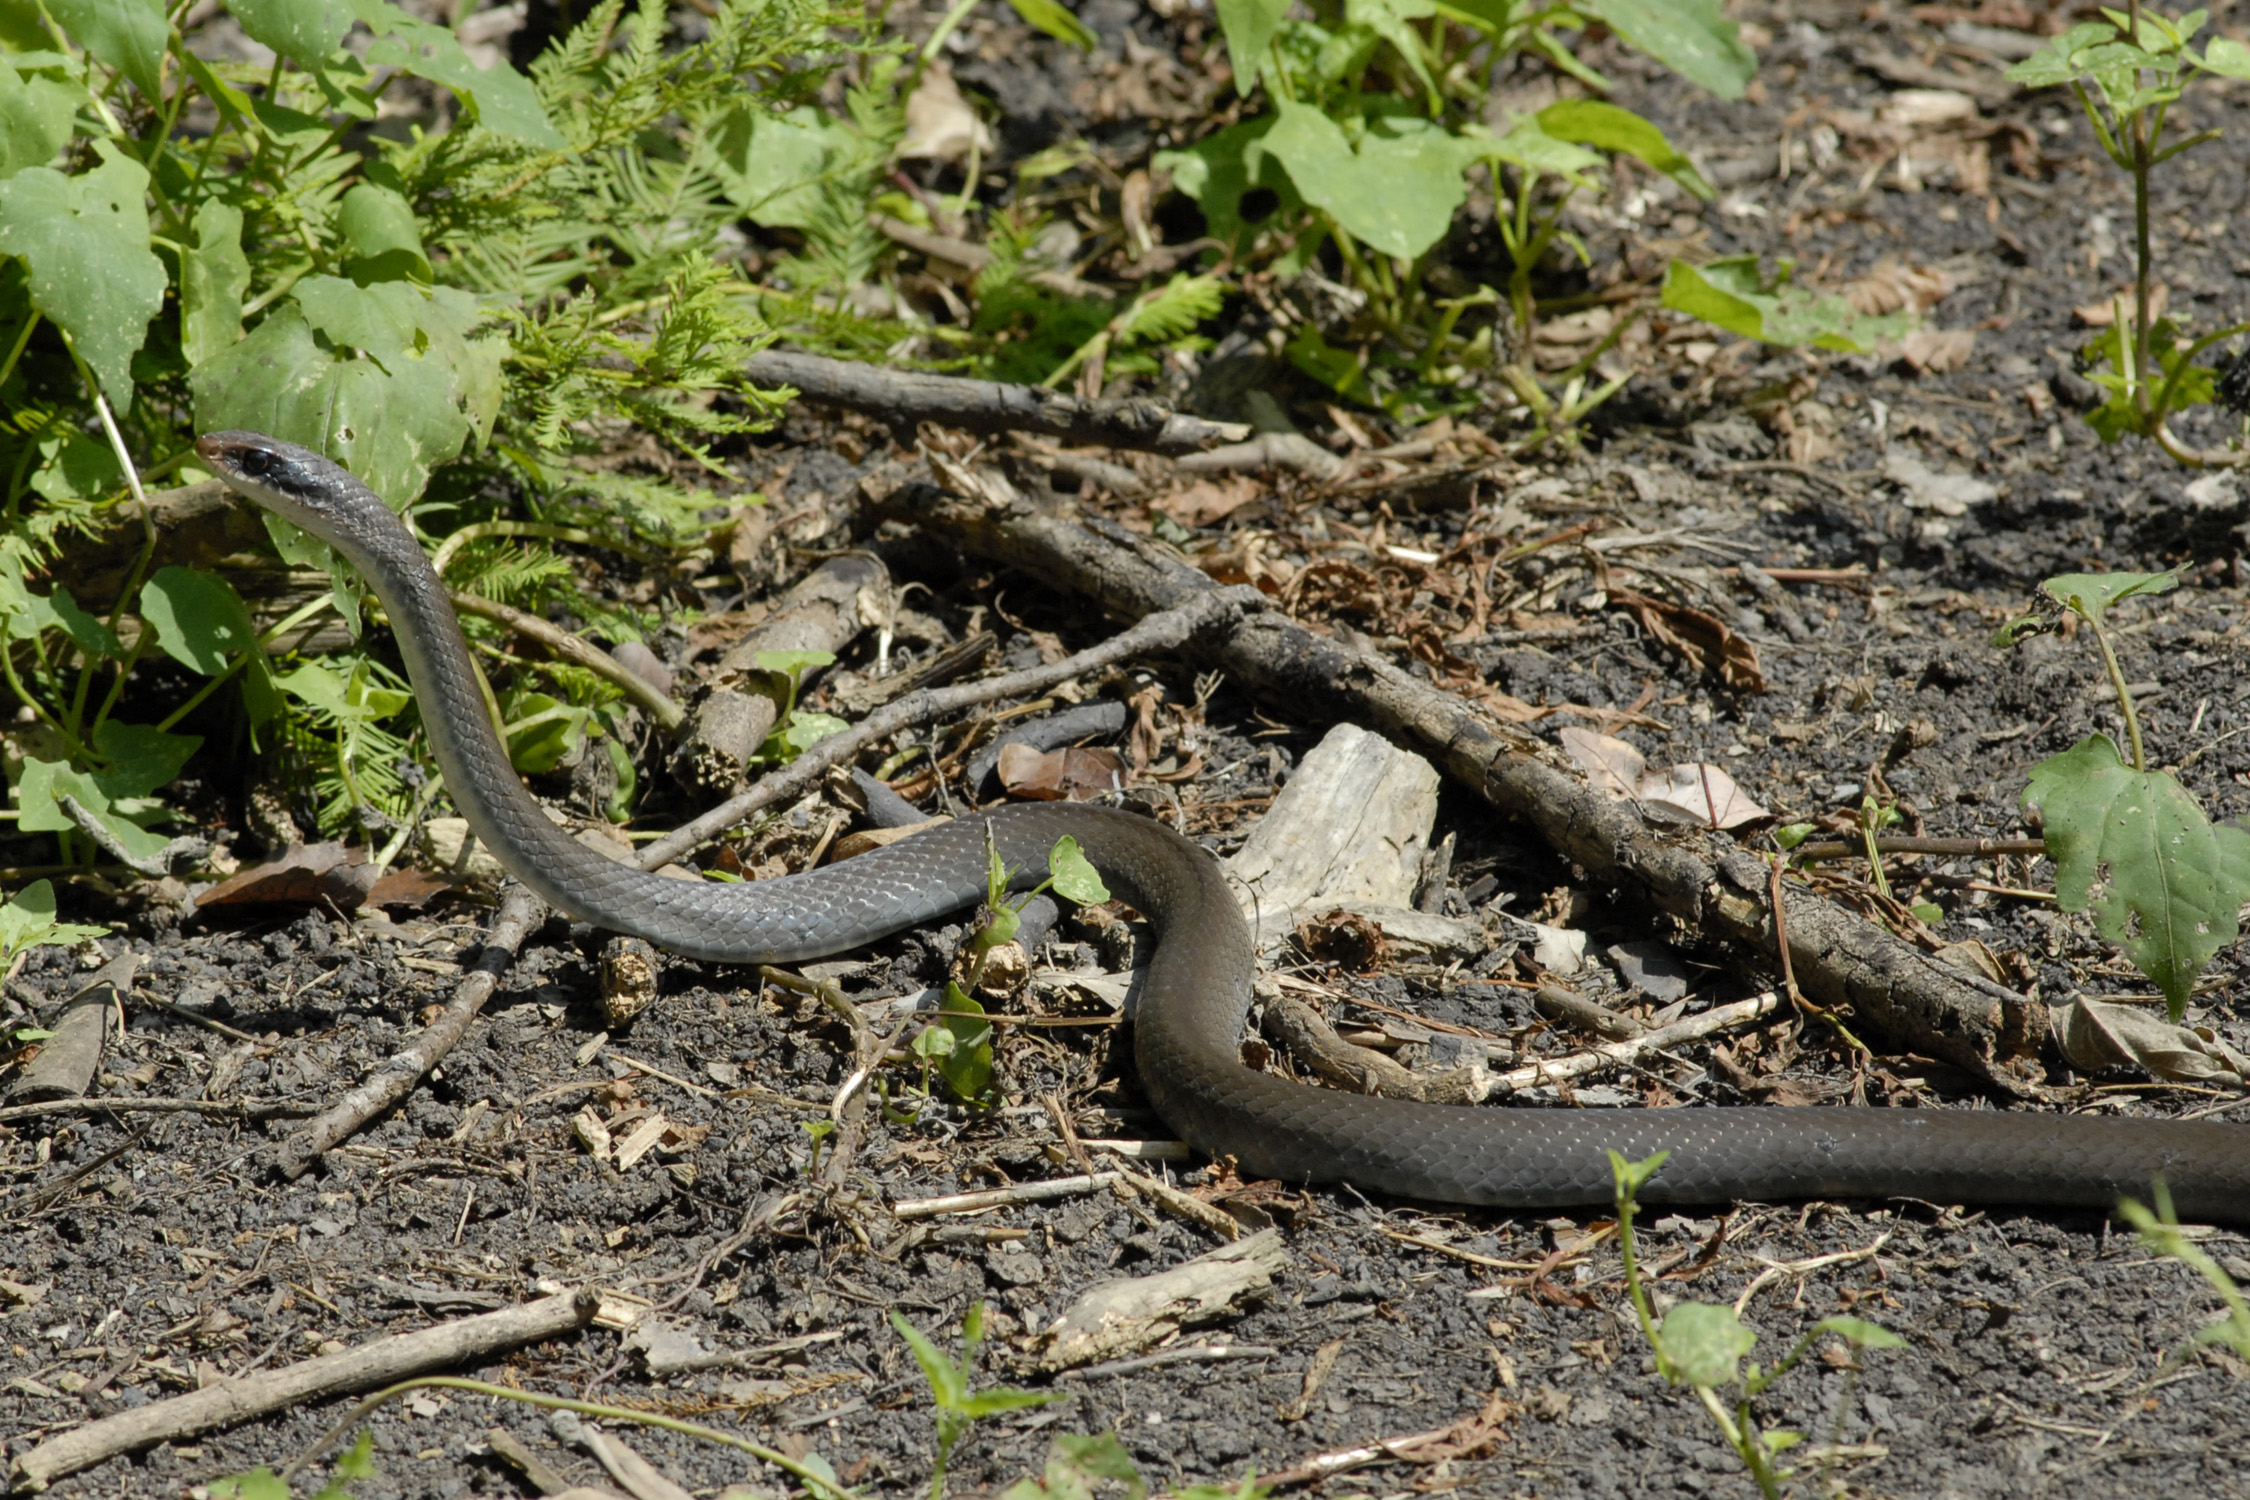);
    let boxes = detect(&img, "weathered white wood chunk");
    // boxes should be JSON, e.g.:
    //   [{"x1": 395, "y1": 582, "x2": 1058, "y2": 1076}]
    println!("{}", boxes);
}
[{"x1": 1224, "y1": 722, "x2": 1443, "y2": 950}]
